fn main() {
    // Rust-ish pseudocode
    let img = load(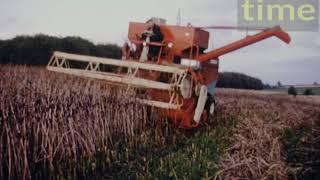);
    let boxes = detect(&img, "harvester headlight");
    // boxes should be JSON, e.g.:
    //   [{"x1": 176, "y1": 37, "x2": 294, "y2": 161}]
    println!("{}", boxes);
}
[
  {"x1": 168, "y1": 42, "x2": 173, "y2": 48},
  {"x1": 181, "y1": 59, "x2": 201, "y2": 69}
]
